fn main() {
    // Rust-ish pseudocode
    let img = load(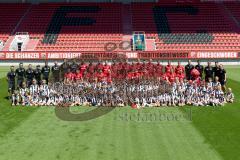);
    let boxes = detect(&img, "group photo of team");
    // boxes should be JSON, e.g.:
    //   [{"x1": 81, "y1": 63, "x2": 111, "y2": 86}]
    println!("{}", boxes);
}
[
  {"x1": 7, "y1": 59, "x2": 234, "y2": 107},
  {"x1": 1, "y1": 1, "x2": 240, "y2": 159}
]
